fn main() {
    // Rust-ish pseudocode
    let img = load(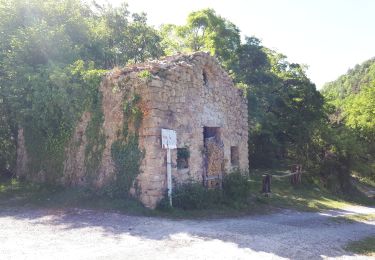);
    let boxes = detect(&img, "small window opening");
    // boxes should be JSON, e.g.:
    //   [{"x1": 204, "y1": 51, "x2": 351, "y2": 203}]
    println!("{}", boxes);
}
[
  {"x1": 202, "y1": 70, "x2": 208, "y2": 86},
  {"x1": 177, "y1": 148, "x2": 190, "y2": 169},
  {"x1": 203, "y1": 127, "x2": 220, "y2": 140},
  {"x1": 230, "y1": 146, "x2": 239, "y2": 166}
]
